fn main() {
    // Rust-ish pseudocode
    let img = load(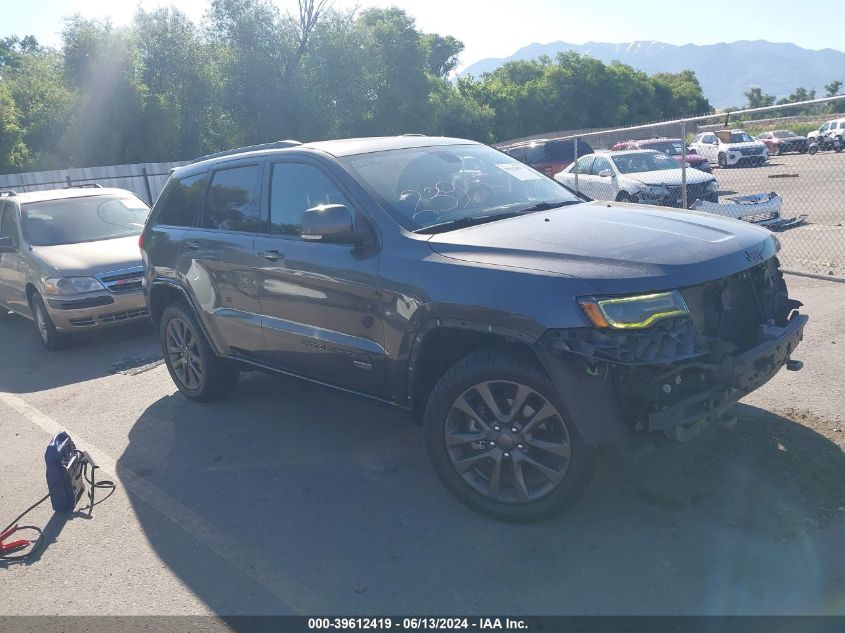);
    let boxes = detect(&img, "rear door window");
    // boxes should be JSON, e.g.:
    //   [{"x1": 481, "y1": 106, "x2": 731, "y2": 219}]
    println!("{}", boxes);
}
[
  {"x1": 590, "y1": 157, "x2": 612, "y2": 175},
  {"x1": 573, "y1": 155, "x2": 595, "y2": 173},
  {"x1": 203, "y1": 165, "x2": 262, "y2": 232}
]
